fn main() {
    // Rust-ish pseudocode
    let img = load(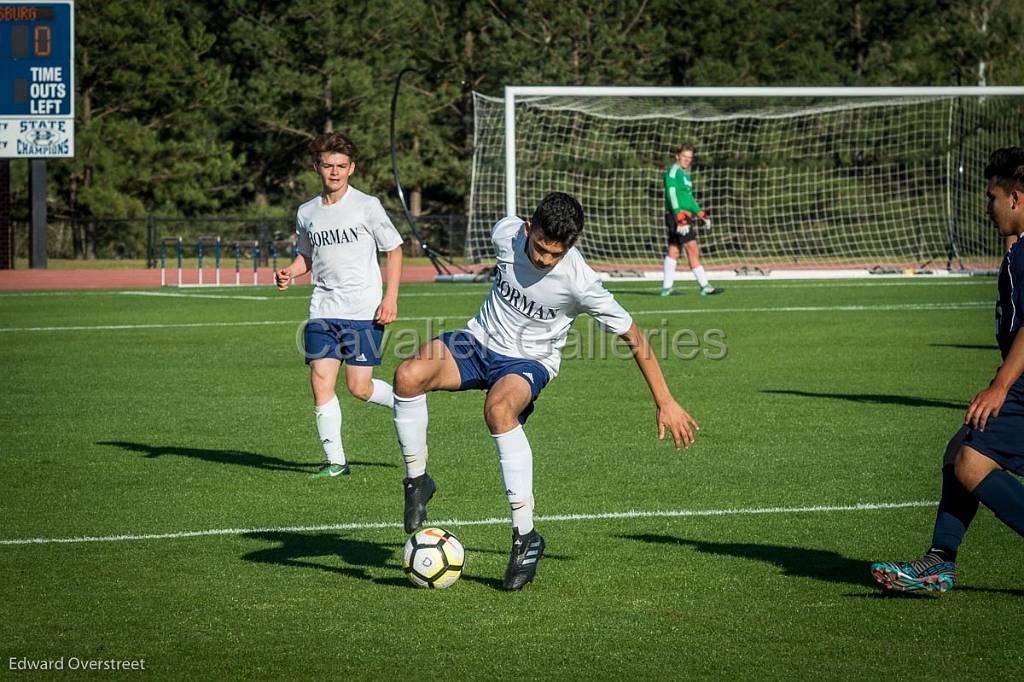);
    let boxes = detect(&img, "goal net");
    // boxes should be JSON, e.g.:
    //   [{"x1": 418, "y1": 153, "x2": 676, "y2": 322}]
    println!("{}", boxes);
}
[{"x1": 468, "y1": 87, "x2": 1024, "y2": 275}]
